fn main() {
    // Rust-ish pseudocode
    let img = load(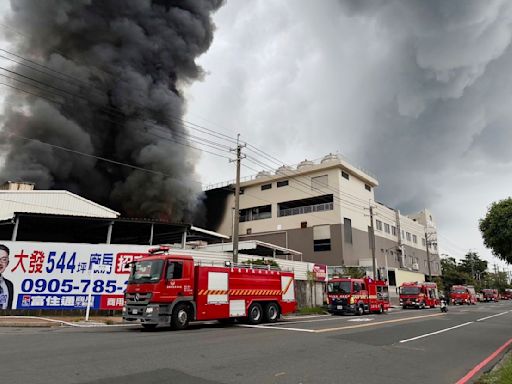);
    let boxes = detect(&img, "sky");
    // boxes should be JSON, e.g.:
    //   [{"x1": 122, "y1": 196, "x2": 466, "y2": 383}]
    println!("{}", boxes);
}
[
  {"x1": 184, "y1": 0, "x2": 512, "y2": 270},
  {"x1": 0, "y1": 1, "x2": 511, "y2": 271}
]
